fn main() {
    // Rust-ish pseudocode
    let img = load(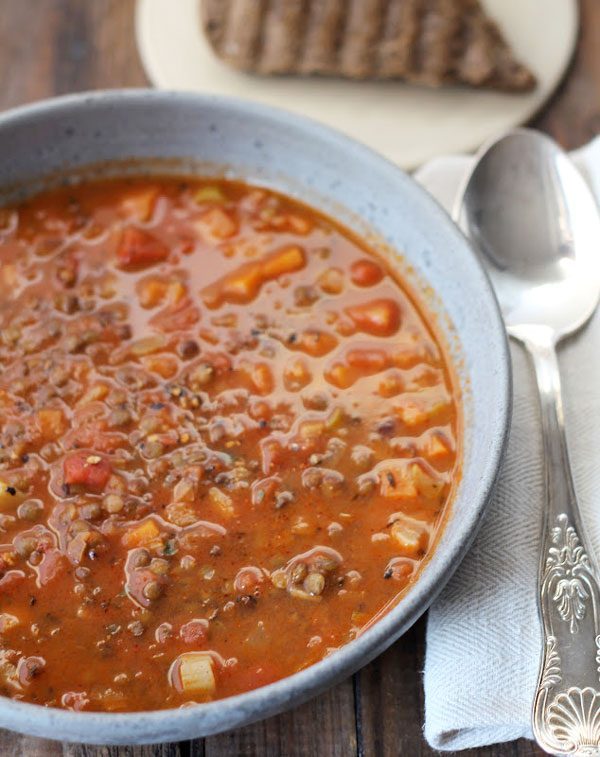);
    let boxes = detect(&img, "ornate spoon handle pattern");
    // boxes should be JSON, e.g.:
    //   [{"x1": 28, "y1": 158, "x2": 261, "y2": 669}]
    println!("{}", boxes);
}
[{"x1": 518, "y1": 328, "x2": 600, "y2": 756}]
